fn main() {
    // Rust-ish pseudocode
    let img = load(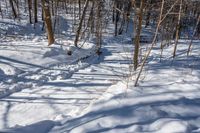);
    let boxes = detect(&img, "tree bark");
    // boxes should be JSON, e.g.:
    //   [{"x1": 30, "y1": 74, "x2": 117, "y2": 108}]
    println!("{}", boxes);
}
[
  {"x1": 173, "y1": 0, "x2": 182, "y2": 58},
  {"x1": 42, "y1": 0, "x2": 55, "y2": 45},
  {"x1": 187, "y1": 15, "x2": 200, "y2": 56},
  {"x1": 9, "y1": 0, "x2": 17, "y2": 19},
  {"x1": 133, "y1": 0, "x2": 145, "y2": 71},
  {"x1": 28, "y1": 0, "x2": 32, "y2": 23},
  {"x1": 95, "y1": 1, "x2": 103, "y2": 54},
  {"x1": 34, "y1": 0, "x2": 38, "y2": 23},
  {"x1": 74, "y1": 0, "x2": 89, "y2": 47},
  {"x1": 134, "y1": 0, "x2": 165, "y2": 86}
]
